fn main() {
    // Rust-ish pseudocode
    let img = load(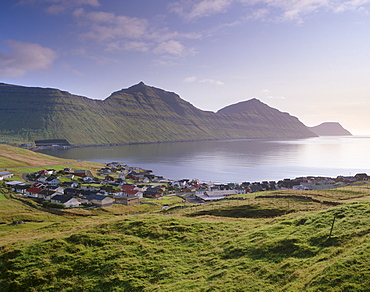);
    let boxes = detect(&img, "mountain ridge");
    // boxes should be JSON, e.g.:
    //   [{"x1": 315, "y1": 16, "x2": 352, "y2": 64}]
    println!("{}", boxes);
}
[{"x1": 0, "y1": 82, "x2": 316, "y2": 145}]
